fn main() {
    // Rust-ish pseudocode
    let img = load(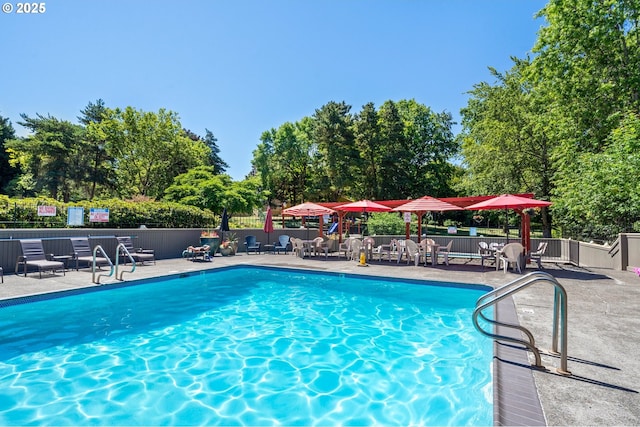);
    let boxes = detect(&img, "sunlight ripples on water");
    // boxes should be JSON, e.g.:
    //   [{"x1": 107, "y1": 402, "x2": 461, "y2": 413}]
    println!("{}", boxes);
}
[{"x1": 0, "y1": 267, "x2": 493, "y2": 426}]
